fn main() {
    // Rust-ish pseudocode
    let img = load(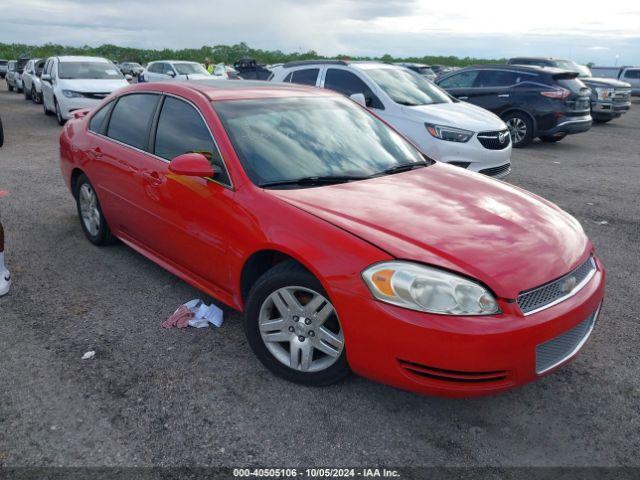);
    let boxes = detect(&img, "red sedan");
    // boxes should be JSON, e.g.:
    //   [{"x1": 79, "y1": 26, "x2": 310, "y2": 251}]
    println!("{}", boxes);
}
[{"x1": 59, "y1": 81, "x2": 605, "y2": 397}]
